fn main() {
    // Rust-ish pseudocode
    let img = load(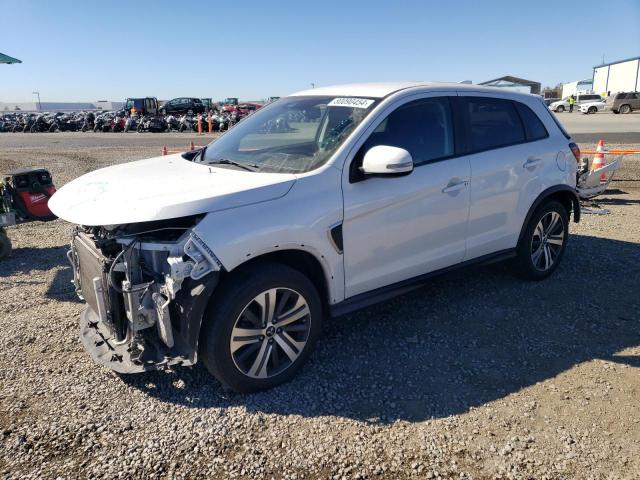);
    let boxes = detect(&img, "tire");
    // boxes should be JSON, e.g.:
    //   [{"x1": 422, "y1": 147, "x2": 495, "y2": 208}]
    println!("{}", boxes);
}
[
  {"x1": 613, "y1": 109, "x2": 620, "y2": 114},
  {"x1": 588, "y1": 106, "x2": 597, "y2": 114},
  {"x1": 619, "y1": 104, "x2": 631, "y2": 114},
  {"x1": 513, "y1": 200, "x2": 569, "y2": 280},
  {"x1": 556, "y1": 105, "x2": 565, "y2": 113},
  {"x1": 200, "y1": 262, "x2": 323, "y2": 393},
  {"x1": 0, "y1": 230, "x2": 12, "y2": 260}
]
